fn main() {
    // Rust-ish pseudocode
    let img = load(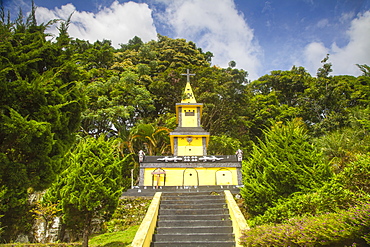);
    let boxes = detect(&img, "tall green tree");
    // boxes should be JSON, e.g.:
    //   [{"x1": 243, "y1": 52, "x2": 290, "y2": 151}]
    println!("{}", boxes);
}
[
  {"x1": 81, "y1": 71, "x2": 155, "y2": 136},
  {"x1": 0, "y1": 9, "x2": 85, "y2": 240},
  {"x1": 301, "y1": 75, "x2": 356, "y2": 135},
  {"x1": 356, "y1": 64, "x2": 370, "y2": 77},
  {"x1": 241, "y1": 119, "x2": 332, "y2": 216},
  {"x1": 44, "y1": 135, "x2": 128, "y2": 247},
  {"x1": 251, "y1": 66, "x2": 310, "y2": 107},
  {"x1": 115, "y1": 35, "x2": 213, "y2": 115},
  {"x1": 196, "y1": 66, "x2": 250, "y2": 140},
  {"x1": 71, "y1": 39, "x2": 114, "y2": 71},
  {"x1": 246, "y1": 66, "x2": 310, "y2": 141},
  {"x1": 316, "y1": 54, "x2": 332, "y2": 78}
]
